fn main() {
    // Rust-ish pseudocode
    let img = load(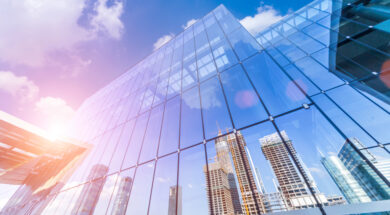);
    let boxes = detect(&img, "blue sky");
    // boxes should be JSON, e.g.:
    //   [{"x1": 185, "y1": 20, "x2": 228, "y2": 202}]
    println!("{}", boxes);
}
[{"x1": 0, "y1": 0, "x2": 312, "y2": 132}]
